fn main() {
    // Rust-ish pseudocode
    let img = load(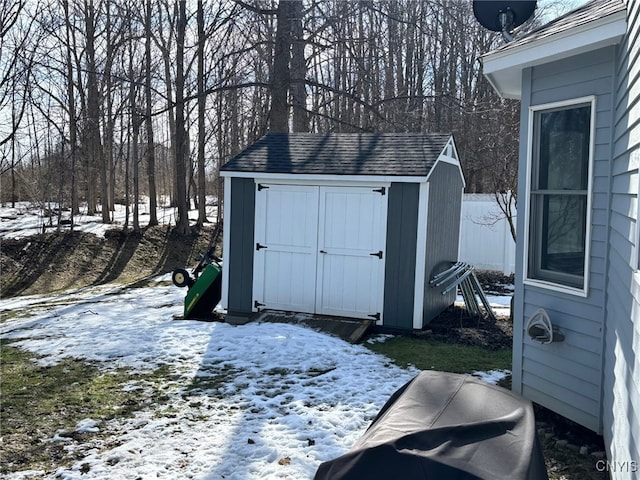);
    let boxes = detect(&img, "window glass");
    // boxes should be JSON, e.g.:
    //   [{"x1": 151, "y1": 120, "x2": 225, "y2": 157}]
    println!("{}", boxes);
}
[
  {"x1": 539, "y1": 195, "x2": 587, "y2": 276},
  {"x1": 538, "y1": 107, "x2": 590, "y2": 190},
  {"x1": 529, "y1": 103, "x2": 591, "y2": 290}
]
